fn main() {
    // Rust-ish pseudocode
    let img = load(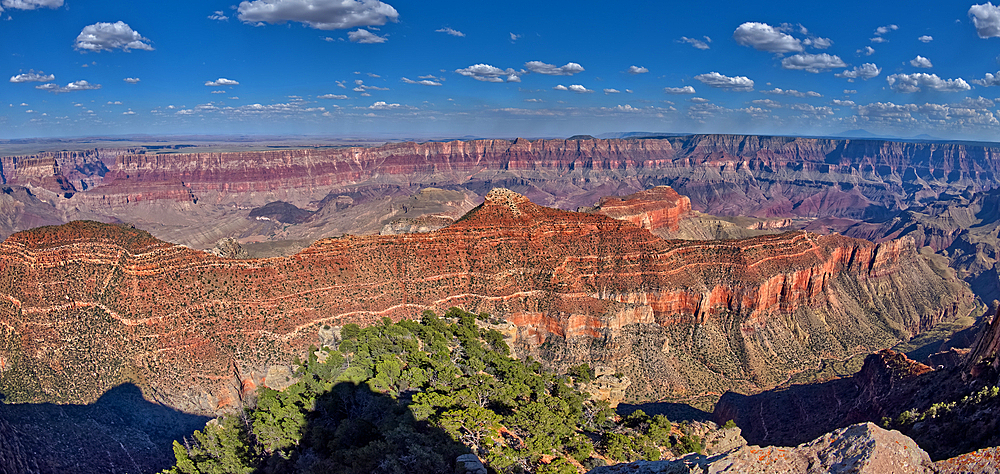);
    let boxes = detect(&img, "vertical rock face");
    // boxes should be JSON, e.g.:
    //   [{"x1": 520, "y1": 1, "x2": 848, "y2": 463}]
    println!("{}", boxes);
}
[
  {"x1": 590, "y1": 186, "x2": 692, "y2": 233},
  {"x1": 0, "y1": 190, "x2": 975, "y2": 413}
]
